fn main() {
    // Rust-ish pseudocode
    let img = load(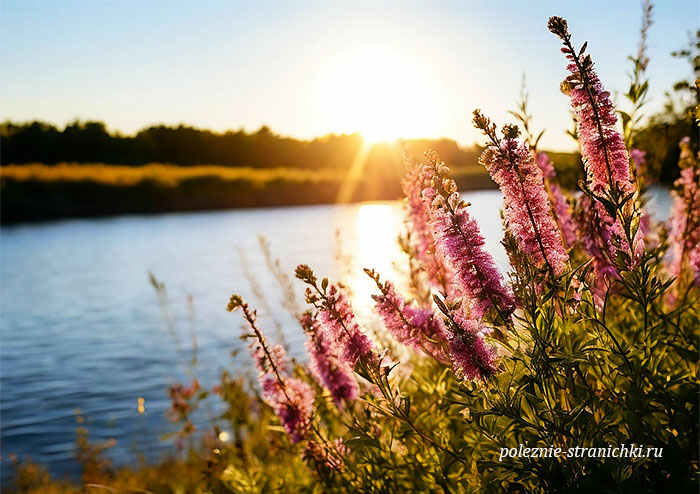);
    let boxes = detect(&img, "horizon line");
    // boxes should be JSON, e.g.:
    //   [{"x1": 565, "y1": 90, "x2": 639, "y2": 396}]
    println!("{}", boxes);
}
[{"x1": 0, "y1": 118, "x2": 585, "y2": 154}]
